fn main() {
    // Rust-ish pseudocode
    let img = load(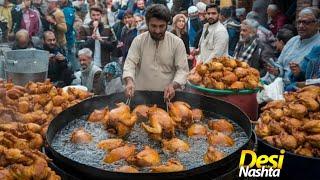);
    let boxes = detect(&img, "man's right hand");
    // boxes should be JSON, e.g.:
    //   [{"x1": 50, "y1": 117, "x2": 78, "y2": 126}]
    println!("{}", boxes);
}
[
  {"x1": 125, "y1": 77, "x2": 135, "y2": 98},
  {"x1": 93, "y1": 21, "x2": 99, "y2": 28},
  {"x1": 266, "y1": 64, "x2": 279, "y2": 76},
  {"x1": 49, "y1": 54, "x2": 55, "y2": 61},
  {"x1": 55, "y1": 53, "x2": 65, "y2": 61}
]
